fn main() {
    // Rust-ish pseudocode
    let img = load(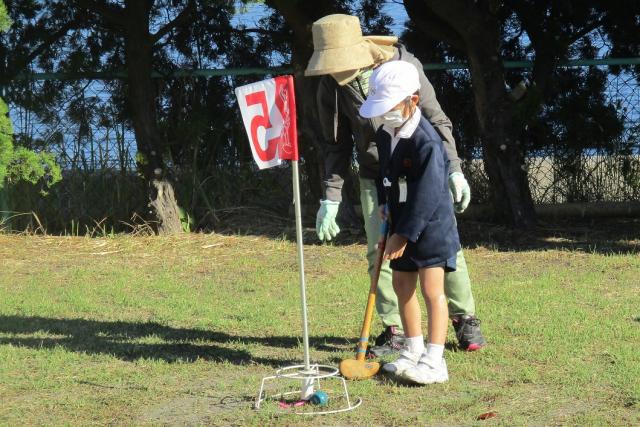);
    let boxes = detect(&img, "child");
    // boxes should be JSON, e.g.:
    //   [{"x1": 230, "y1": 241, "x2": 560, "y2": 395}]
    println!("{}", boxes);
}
[{"x1": 359, "y1": 60, "x2": 461, "y2": 384}]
